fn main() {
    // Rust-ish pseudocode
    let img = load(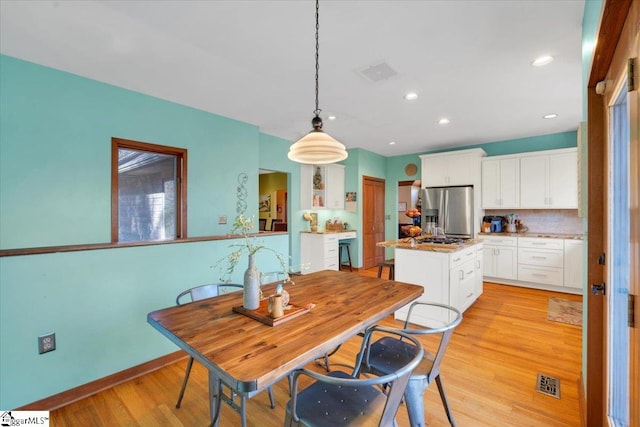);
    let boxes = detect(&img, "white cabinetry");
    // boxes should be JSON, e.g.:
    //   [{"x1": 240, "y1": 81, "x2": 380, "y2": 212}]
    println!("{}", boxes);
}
[
  {"x1": 482, "y1": 235, "x2": 584, "y2": 294},
  {"x1": 482, "y1": 235, "x2": 518, "y2": 280},
  {"x1": 564, "y1": 239, "x2": 584, "y2": 290},
  {"x1": 517, "y1": 237, "x2": 564, "y2": 286},
  {"x1": 394, "y1": 243, "x2": 481, "y2": 327},
  {"x1": 520, "y1": 148, "x2": 578, "y2": 209},
  {"x1": 481, "y1": 157, "x2": 520, "y2": 208},
  {"x1": 300, "y1": 164, "x2": 345, "y2": 209},
  {"x1": 420, "y1": 148, "x2": 486, "y2": 187},
  {"x1": 301, "y1": 231, "x2": 356, "y2": 274}
]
